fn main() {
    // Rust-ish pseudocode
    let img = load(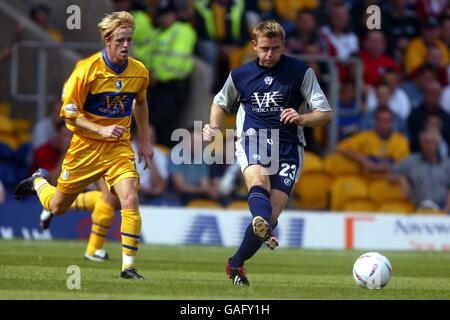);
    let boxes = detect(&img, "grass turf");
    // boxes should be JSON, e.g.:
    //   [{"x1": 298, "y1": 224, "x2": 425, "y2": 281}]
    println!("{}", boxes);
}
[{"x1": 0, "y1": 240, "x2": 449, "y2": 300}]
